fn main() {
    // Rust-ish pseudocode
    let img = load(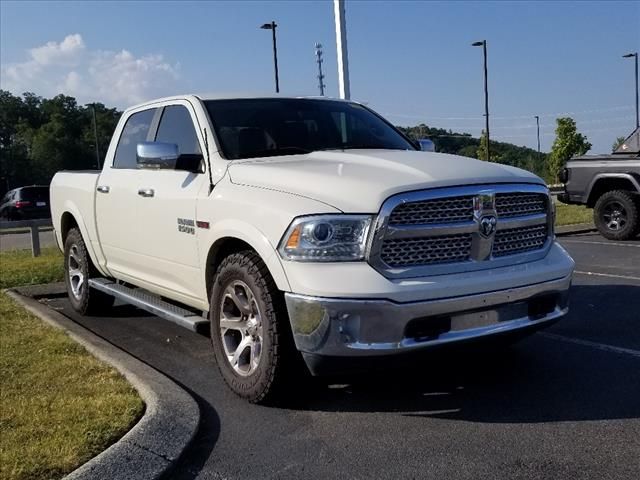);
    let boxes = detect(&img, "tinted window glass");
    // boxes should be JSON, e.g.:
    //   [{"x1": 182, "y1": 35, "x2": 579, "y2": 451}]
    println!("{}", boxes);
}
[
  {"x1": 204, "y1": 98, "x2": 415, "y2": 160},
  {"x1": 113, "y1": 109, "x2": 156, "y2": 168},
  {"x1": 19, "y1": 187, "x2": 49, "y2": 202},
  {"x1": 155, "y1": 105, "x2": 201, "y2": 155}
]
